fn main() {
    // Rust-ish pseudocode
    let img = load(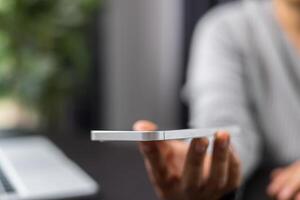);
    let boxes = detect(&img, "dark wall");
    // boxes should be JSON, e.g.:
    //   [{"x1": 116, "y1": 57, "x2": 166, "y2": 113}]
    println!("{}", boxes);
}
[{"x1": 69, "y1": 13, "x2": 101, "y2": 133}]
